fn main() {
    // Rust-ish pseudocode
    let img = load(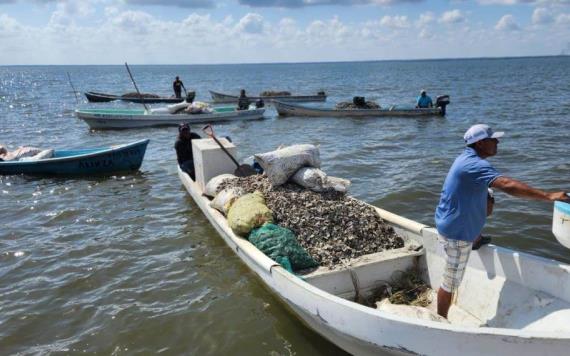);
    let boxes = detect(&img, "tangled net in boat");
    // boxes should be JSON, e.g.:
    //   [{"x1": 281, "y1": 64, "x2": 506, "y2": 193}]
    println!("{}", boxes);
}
[
  {"x1": 218, "y1": 174, "x2": 404, "y2": 268},
  {"x1": 335, "y1": 101, "x2": 380, "y2": 110},
  {"x1": 367, "y1": 268, "x2": 432, "y2": 307},
  {"x1": 260, "y1": 90, "x2": 291, "y2": 97},
  {"x1": 121, "y1": 92, "x2": 161, "y2": 98}
]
